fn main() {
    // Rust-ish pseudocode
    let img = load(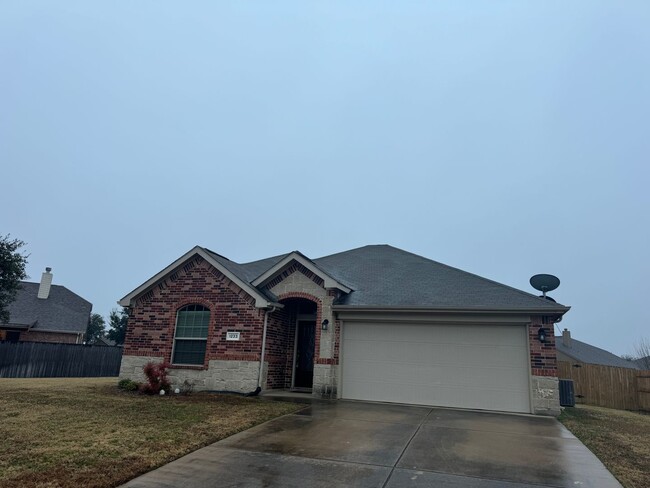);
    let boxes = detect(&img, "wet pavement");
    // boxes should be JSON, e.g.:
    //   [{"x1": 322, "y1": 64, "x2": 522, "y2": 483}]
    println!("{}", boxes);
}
[{"x1": 122, "y1": 401, "x2": 622, "y2": 488}]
